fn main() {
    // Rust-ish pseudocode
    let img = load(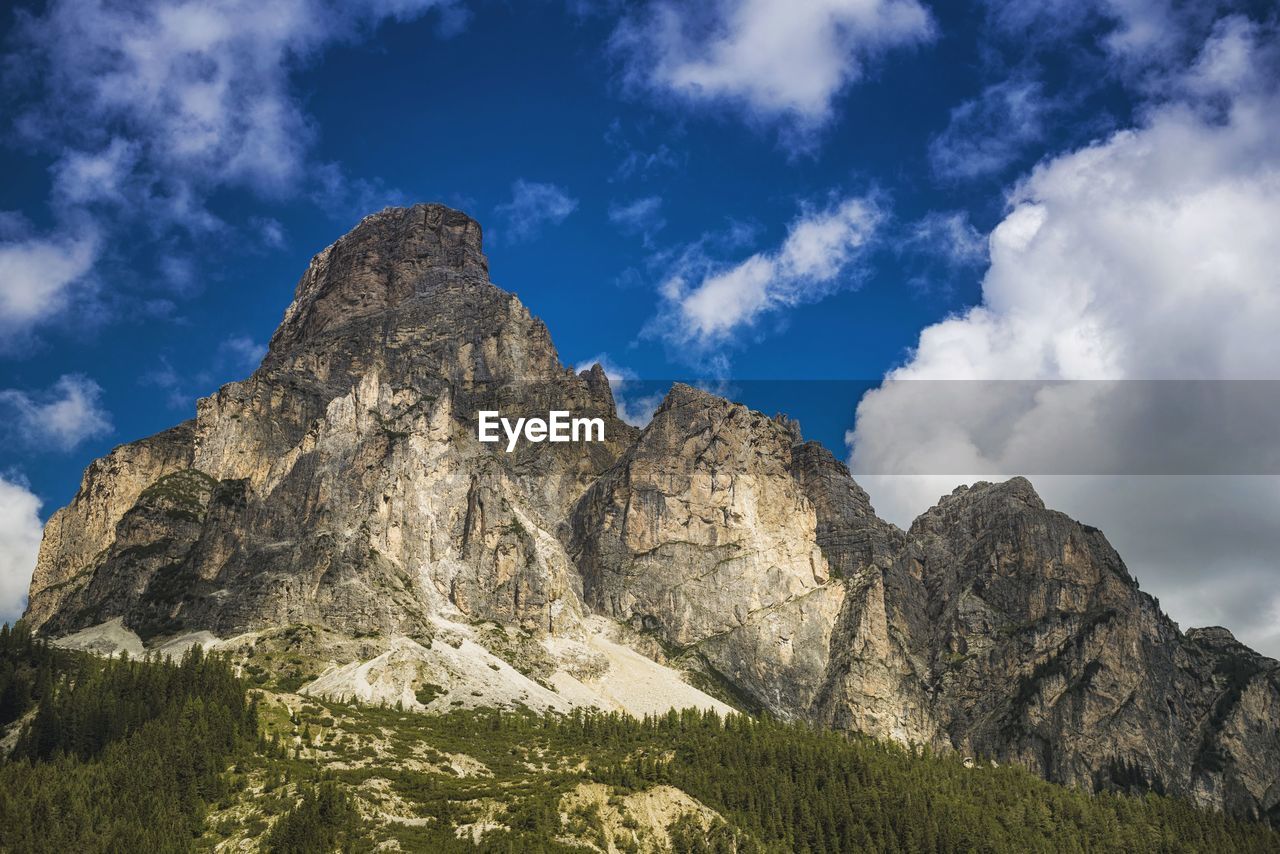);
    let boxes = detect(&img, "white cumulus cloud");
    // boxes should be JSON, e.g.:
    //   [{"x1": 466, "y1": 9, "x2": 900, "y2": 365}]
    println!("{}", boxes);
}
[
  {"x1": 612, "y1": 0, "x2": 934, "y2": 143},
  {"x1": 0, "y1": 228, "x2": 100, "y2": 340},
  {"x1": 14, "y1": 0, "x2": 461, "y2": 199},
  {"x1": 652, "y1": 195, "x2": 882, "y2": 353},
  {"x1": 0, "y1": 476, "x2": 43, "y2": 625},
  {"x1": 848, "y1": 17, "x2": 1280, "y2": 656},
  {"x1": 0, "y1": 374, "x2": 114, "y2": 452}
]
